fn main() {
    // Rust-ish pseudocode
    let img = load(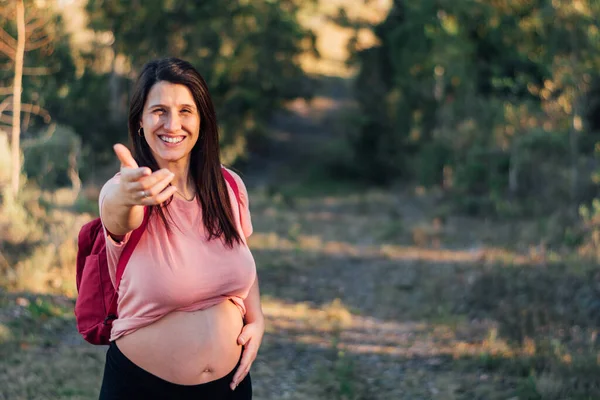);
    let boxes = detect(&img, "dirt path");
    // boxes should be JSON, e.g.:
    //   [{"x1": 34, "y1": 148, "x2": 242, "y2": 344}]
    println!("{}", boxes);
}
[{"x1": 233, "y1": 76, "x2": 528, "y2": 399}]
